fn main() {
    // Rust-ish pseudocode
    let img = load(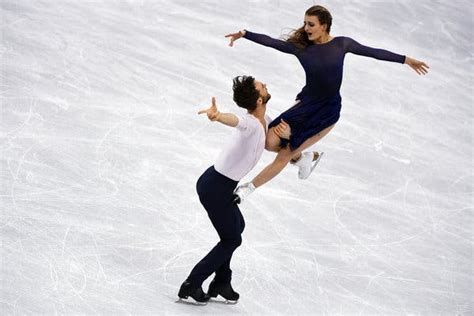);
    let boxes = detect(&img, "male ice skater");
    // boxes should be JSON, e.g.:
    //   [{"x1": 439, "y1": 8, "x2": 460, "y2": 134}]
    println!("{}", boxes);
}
[{"x1": 177, "y1": 76, "x2": 291, "y2": 304}]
